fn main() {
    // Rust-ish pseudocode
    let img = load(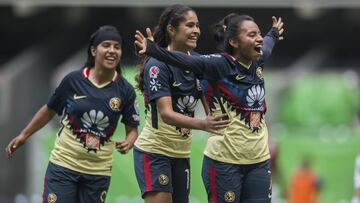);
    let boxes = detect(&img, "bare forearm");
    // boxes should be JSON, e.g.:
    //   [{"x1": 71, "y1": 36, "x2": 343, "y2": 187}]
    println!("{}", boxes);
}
[
  {"x1": 160, "y1": 111, "x2": 204, "y2": 130},
  {"x1": 125, "y1": 126, "x2": 138, "y2": 145},
  {"x1": 20, "y1": 104, "x2": 56, "y2": 139},
  {"x1": 157, "y1": 96, "x2": 203, "y2": 130}
]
